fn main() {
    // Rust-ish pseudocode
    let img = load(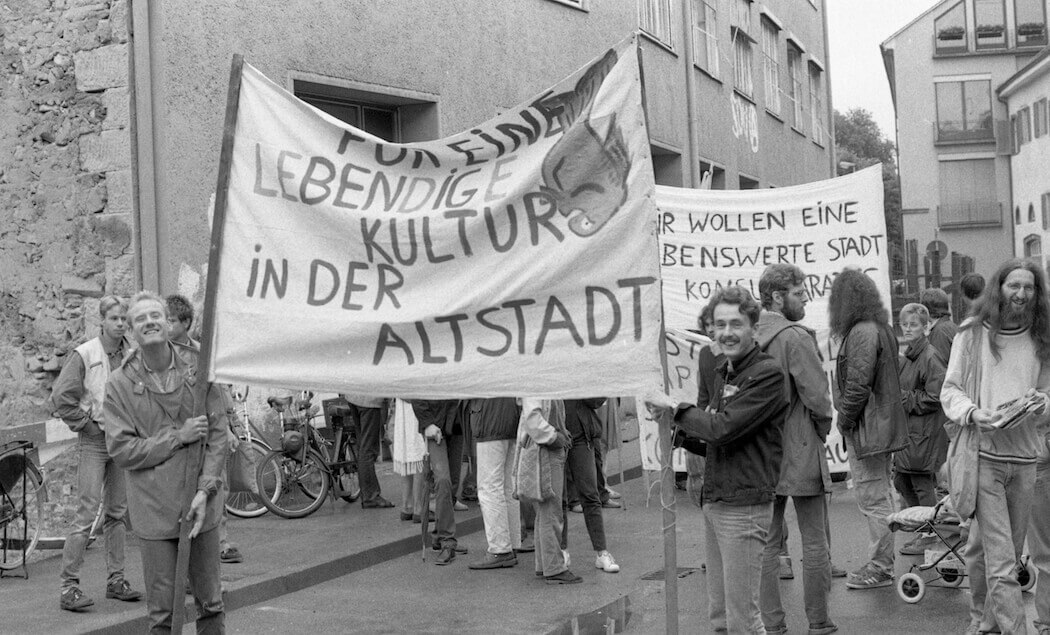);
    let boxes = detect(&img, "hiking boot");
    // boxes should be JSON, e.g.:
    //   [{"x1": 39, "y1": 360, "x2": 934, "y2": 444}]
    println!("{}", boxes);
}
[
  {"x1": 105, "y1": 579, "x2": 142, "y2": 602},
  {"x1": 778, "y1": 555, "x2": 794, "y2": 580},
  {"x1": 595, "y1": 550, "x2": 620, "y2": 573},
  {"x1": 434, "y1": 545, "x2": 456, "y2": 565},
  {"x1": 220, "y1": 546, "x2": 244, "y2": 563},
  {"x1": 845, "y1": 562, "x2": 894, "y2": 589},
  {"x1": 60, "y1": 586, "x2": 94, "y2": 612},
  {"x1": 468, "y1": 551, "x2": 518, "y2": 570},
  {"x1": 545, "y1": 570, "x2": 583, "y2": 585}
]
